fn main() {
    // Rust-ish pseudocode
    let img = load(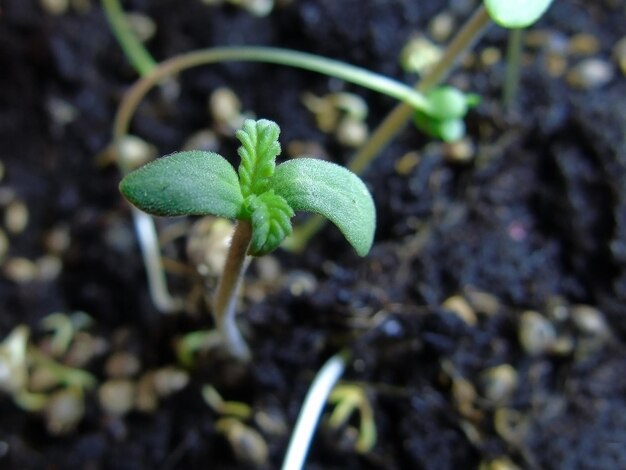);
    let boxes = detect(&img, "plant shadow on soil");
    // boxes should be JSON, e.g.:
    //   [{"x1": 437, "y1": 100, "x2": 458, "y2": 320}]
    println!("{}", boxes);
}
[{"x1": 1, "y1": 0, "x2": 626, "y2": 468}]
